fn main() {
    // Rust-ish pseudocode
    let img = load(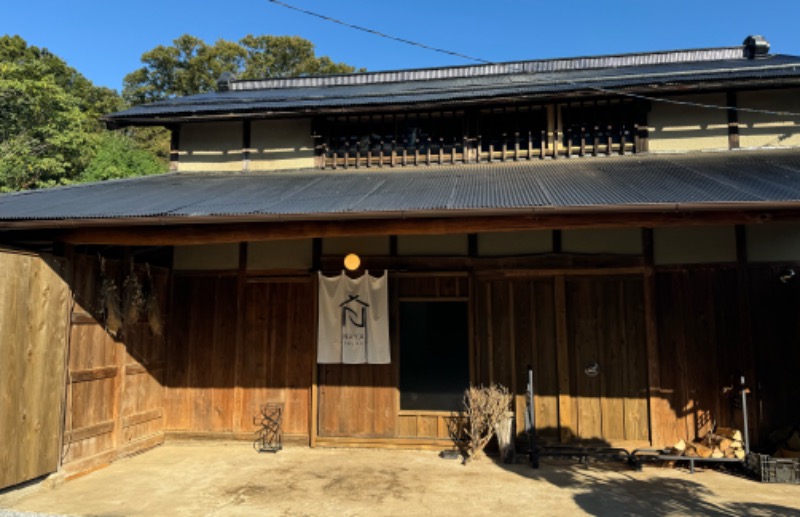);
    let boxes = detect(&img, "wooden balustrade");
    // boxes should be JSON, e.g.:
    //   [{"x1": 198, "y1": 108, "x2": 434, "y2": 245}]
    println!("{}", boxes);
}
[{"x1": 318, "y1": 125, "x2": 638, "y2": 169}]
